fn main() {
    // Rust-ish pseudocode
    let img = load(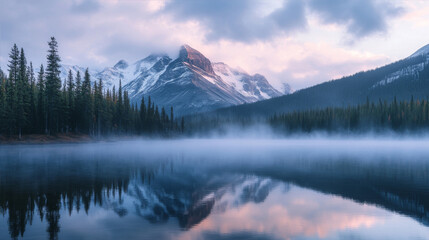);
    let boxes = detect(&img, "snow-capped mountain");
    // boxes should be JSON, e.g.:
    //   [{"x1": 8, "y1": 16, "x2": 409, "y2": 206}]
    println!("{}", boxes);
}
[{"x1": 60, "y1": 45, "x2": 289, "y2": 115}]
